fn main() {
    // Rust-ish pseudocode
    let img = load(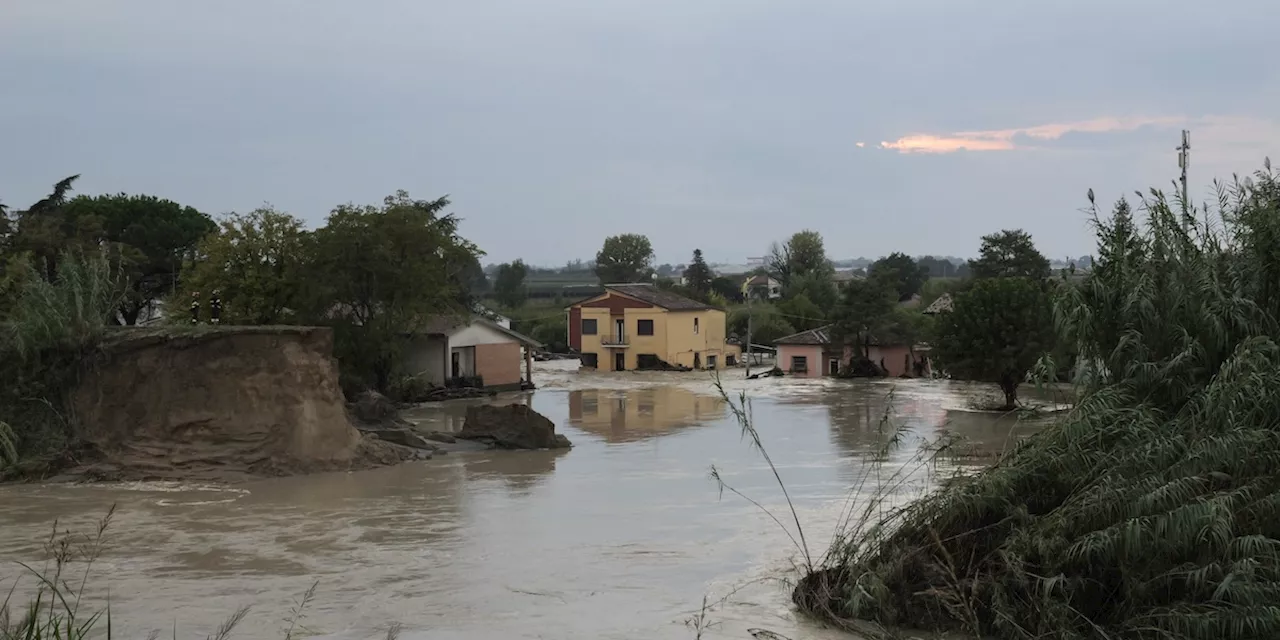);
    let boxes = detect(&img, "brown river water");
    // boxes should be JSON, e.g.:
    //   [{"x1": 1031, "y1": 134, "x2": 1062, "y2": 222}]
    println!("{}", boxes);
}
[{"x1": 0, "y1": 362, "x2": 1066, "y2": 639}]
